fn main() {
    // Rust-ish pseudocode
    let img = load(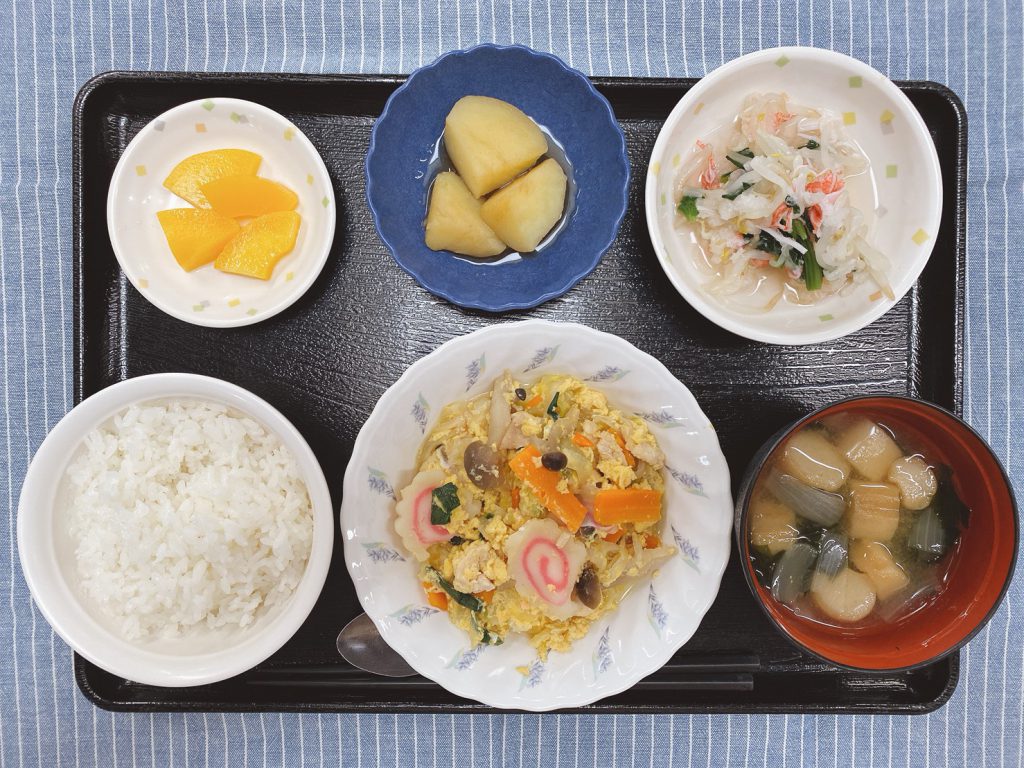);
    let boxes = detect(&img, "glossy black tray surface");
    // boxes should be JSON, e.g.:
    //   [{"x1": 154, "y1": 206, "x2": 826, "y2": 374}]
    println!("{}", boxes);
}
[{"x1": 72, "y1": 72, "x2": 966, "y2": 714}]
